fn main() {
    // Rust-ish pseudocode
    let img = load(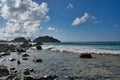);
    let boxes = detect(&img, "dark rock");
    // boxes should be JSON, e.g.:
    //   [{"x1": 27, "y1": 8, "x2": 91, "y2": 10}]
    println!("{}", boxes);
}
[
  {"x1": 36, "y1": 45, "x2": 42, "y2": 50},
  {"x1": 24, "y1": 76, "x2": 34, "y2": 80},
  {"x1": 80, "y1": 53, "x2": 92, "y2": 58},
  {"x1": 29, "y1": 69, "x2": 34, "y2": 72},
  {"x1": 17, "y1": 60, "x2": 21, "y2": 65},
  {"x1": 0, "y1": 65, "x2": 10, "y2": 77},
  {"x1": 0, "y1": 51, "x2": 10, "y2": 57},
  {"x1": 7, "y1": 44, "x2": 16, "y2": 52},
  {"x1": 16, "y1": 48, "x2": 26, "y2": 52},
  {"x1": 10, "y1": 58, "x2": 16, "y2": 61},
  {"x1": 24, "y1": 70, "x2": 30, "y2": 75},
  {"x1": 34, "y1": 59, "x2": 43, "y2": 63},
  {"x1": 22, "y1": 57, "x2": 28, "y2": 60},
  {"x1": 28, "y1": 44, "x2": 33, "y2": 47},
  {"x1": 22, "y1": 54, "x2": 30, "y2": 57},
  {"x1": 10, "y1": 67, "x2": 15, "y2": 71},
  {"x1": 0, "y1": 44, "x2": 8, "y2": 52}
]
